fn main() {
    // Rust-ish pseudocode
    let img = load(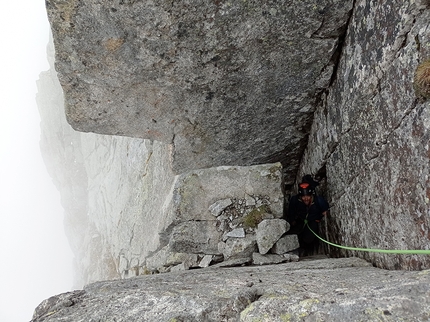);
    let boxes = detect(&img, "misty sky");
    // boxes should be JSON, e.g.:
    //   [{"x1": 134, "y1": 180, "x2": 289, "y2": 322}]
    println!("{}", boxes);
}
[{"x1": 0, "y1": 1, "x2": 74, "y2": 321}]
